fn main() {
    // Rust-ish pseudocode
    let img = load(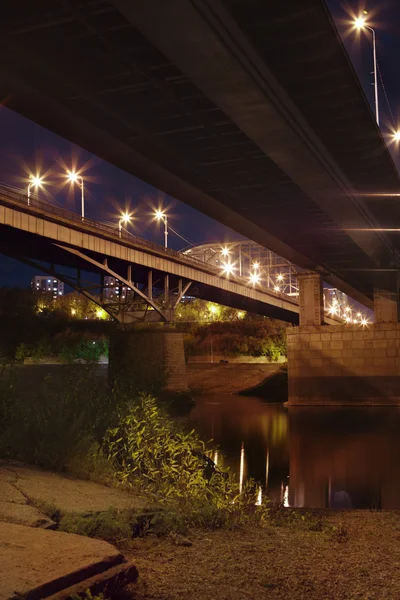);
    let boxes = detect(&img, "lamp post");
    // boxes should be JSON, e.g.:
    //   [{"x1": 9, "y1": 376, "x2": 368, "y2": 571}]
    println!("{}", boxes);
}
[
  {"x1": 27, "y1": 175, "x2": 44, "y2": 206},
  {"x1": 354, "y1": 16, "x2": 379, "y2": 125},
  {"x1": 118, "y1": 212, "x2": 131, "y2": 238},
  {"x1": 155, "y1": 209, "x2": 168, "y2": 248},
  {"x1": 67, "y1": 171, "x2": 85, "y2": 220}
]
